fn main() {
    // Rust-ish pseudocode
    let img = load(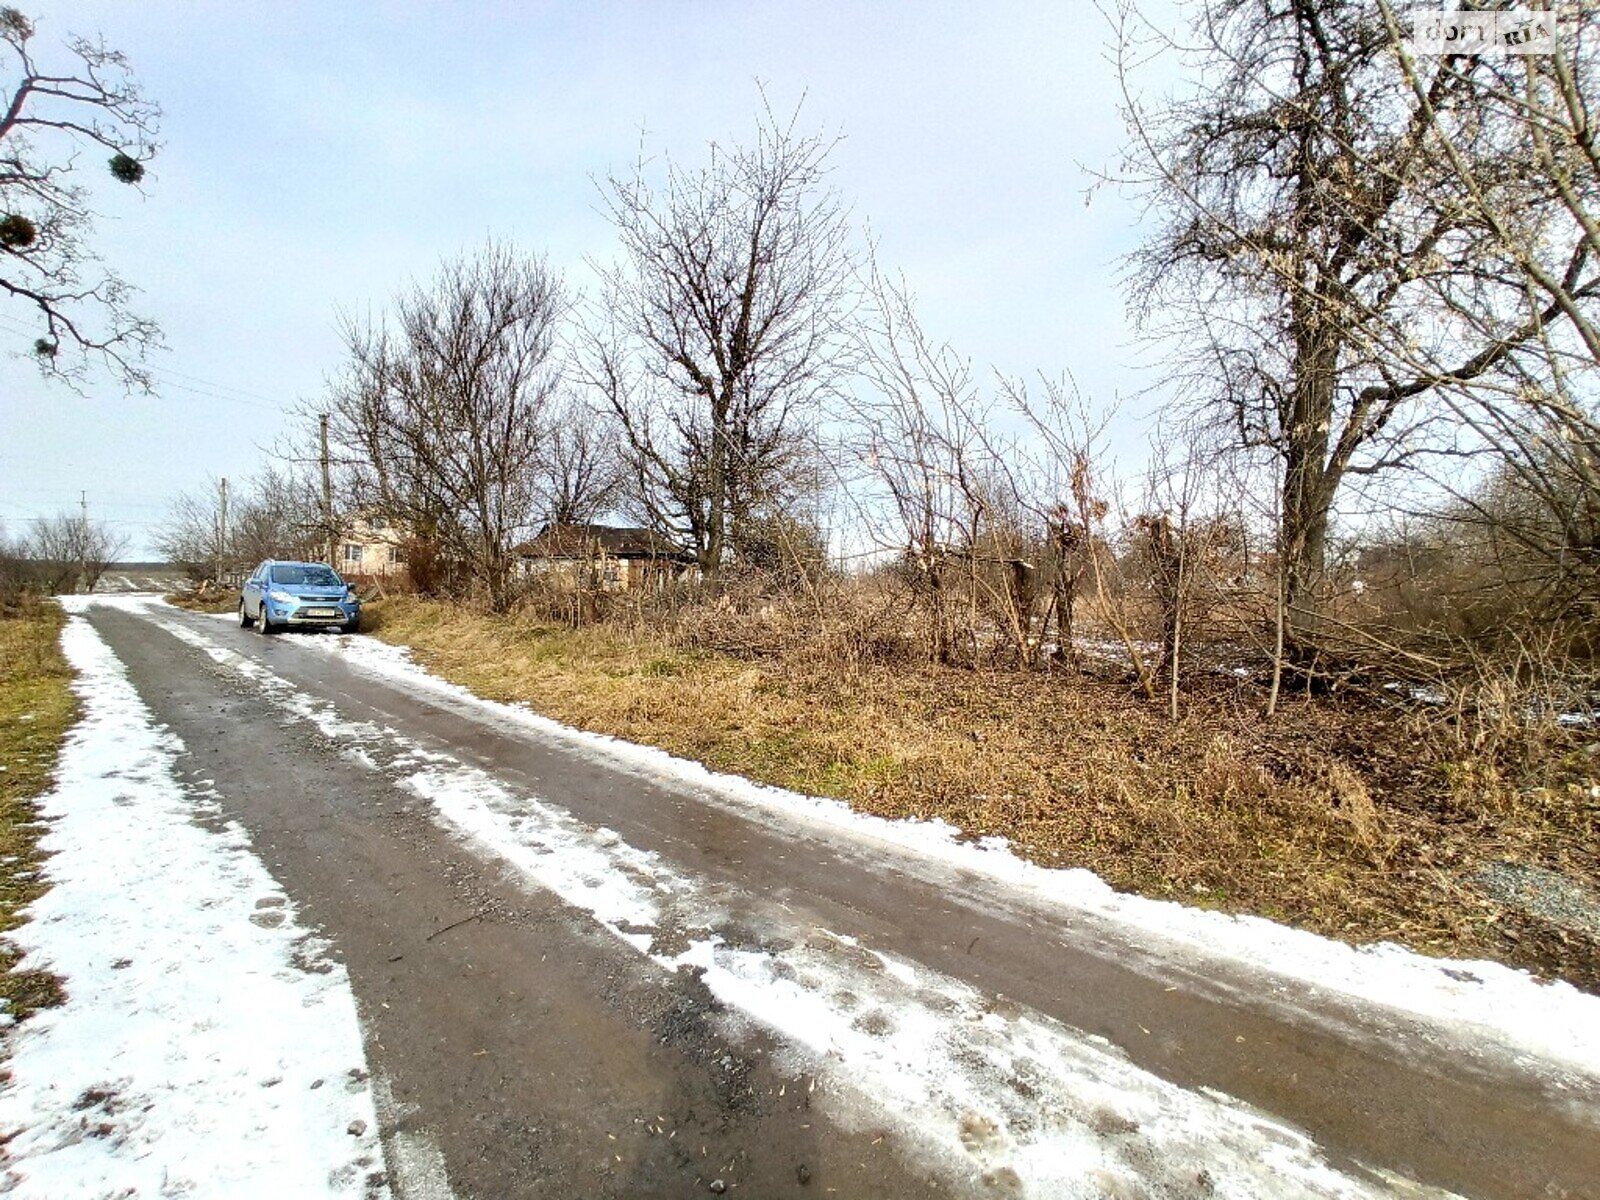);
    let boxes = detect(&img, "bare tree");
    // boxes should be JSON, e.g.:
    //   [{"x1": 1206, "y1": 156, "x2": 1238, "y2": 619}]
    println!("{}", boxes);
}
[
  {"x1": 579, "y1": 96, "x2": 857, "y2": 579},
  {"x1": 16, "y1": 510, "x2": 123, "y2": 593},
  {"x1": 0, "y1": 520, "x2": 33, "y2": 603},
  {"x1": 326, "y1": 243, "x2": 562, "y2": 611},
  {"x1": 22, "y1": 512, "x2": 78, "y2": 592},
  {"x1": 1372, "y1": 2, "x2": 1600, "y2": 642},
  {"x1": 1112, "y1": 0, "x2": 1583, "y2": 659},
  {"x1": 1135, "y1": 422, "x2": 1242, "y2": 719},
  {"x1": 78, "y1": 516, "x2": 128, "y2": 592},
  {"x1": 1010, "y1": 375, "x2": 1158, "y2": 695},
  {"x1": 846, "y1": 265, "x2": 989, "y2": 663},
  {"x1": 535, "y1": 395, "x2": 623, "y2": 526},
  {"x1": 844, "y1": 264, "x2": 1073, "y2": 667},
  {"x1": 231, "y1": 466, "x2": 323, "y2": 568},
  {"x1": 0, "y1": 7, "x2": 159, "y2": 389},
  {"x1": 156, "y1": 478, "x2": 233, "y2": 582},
  {"x1": 156, "y1": 471, "x2": 315, "y2": 583}
]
